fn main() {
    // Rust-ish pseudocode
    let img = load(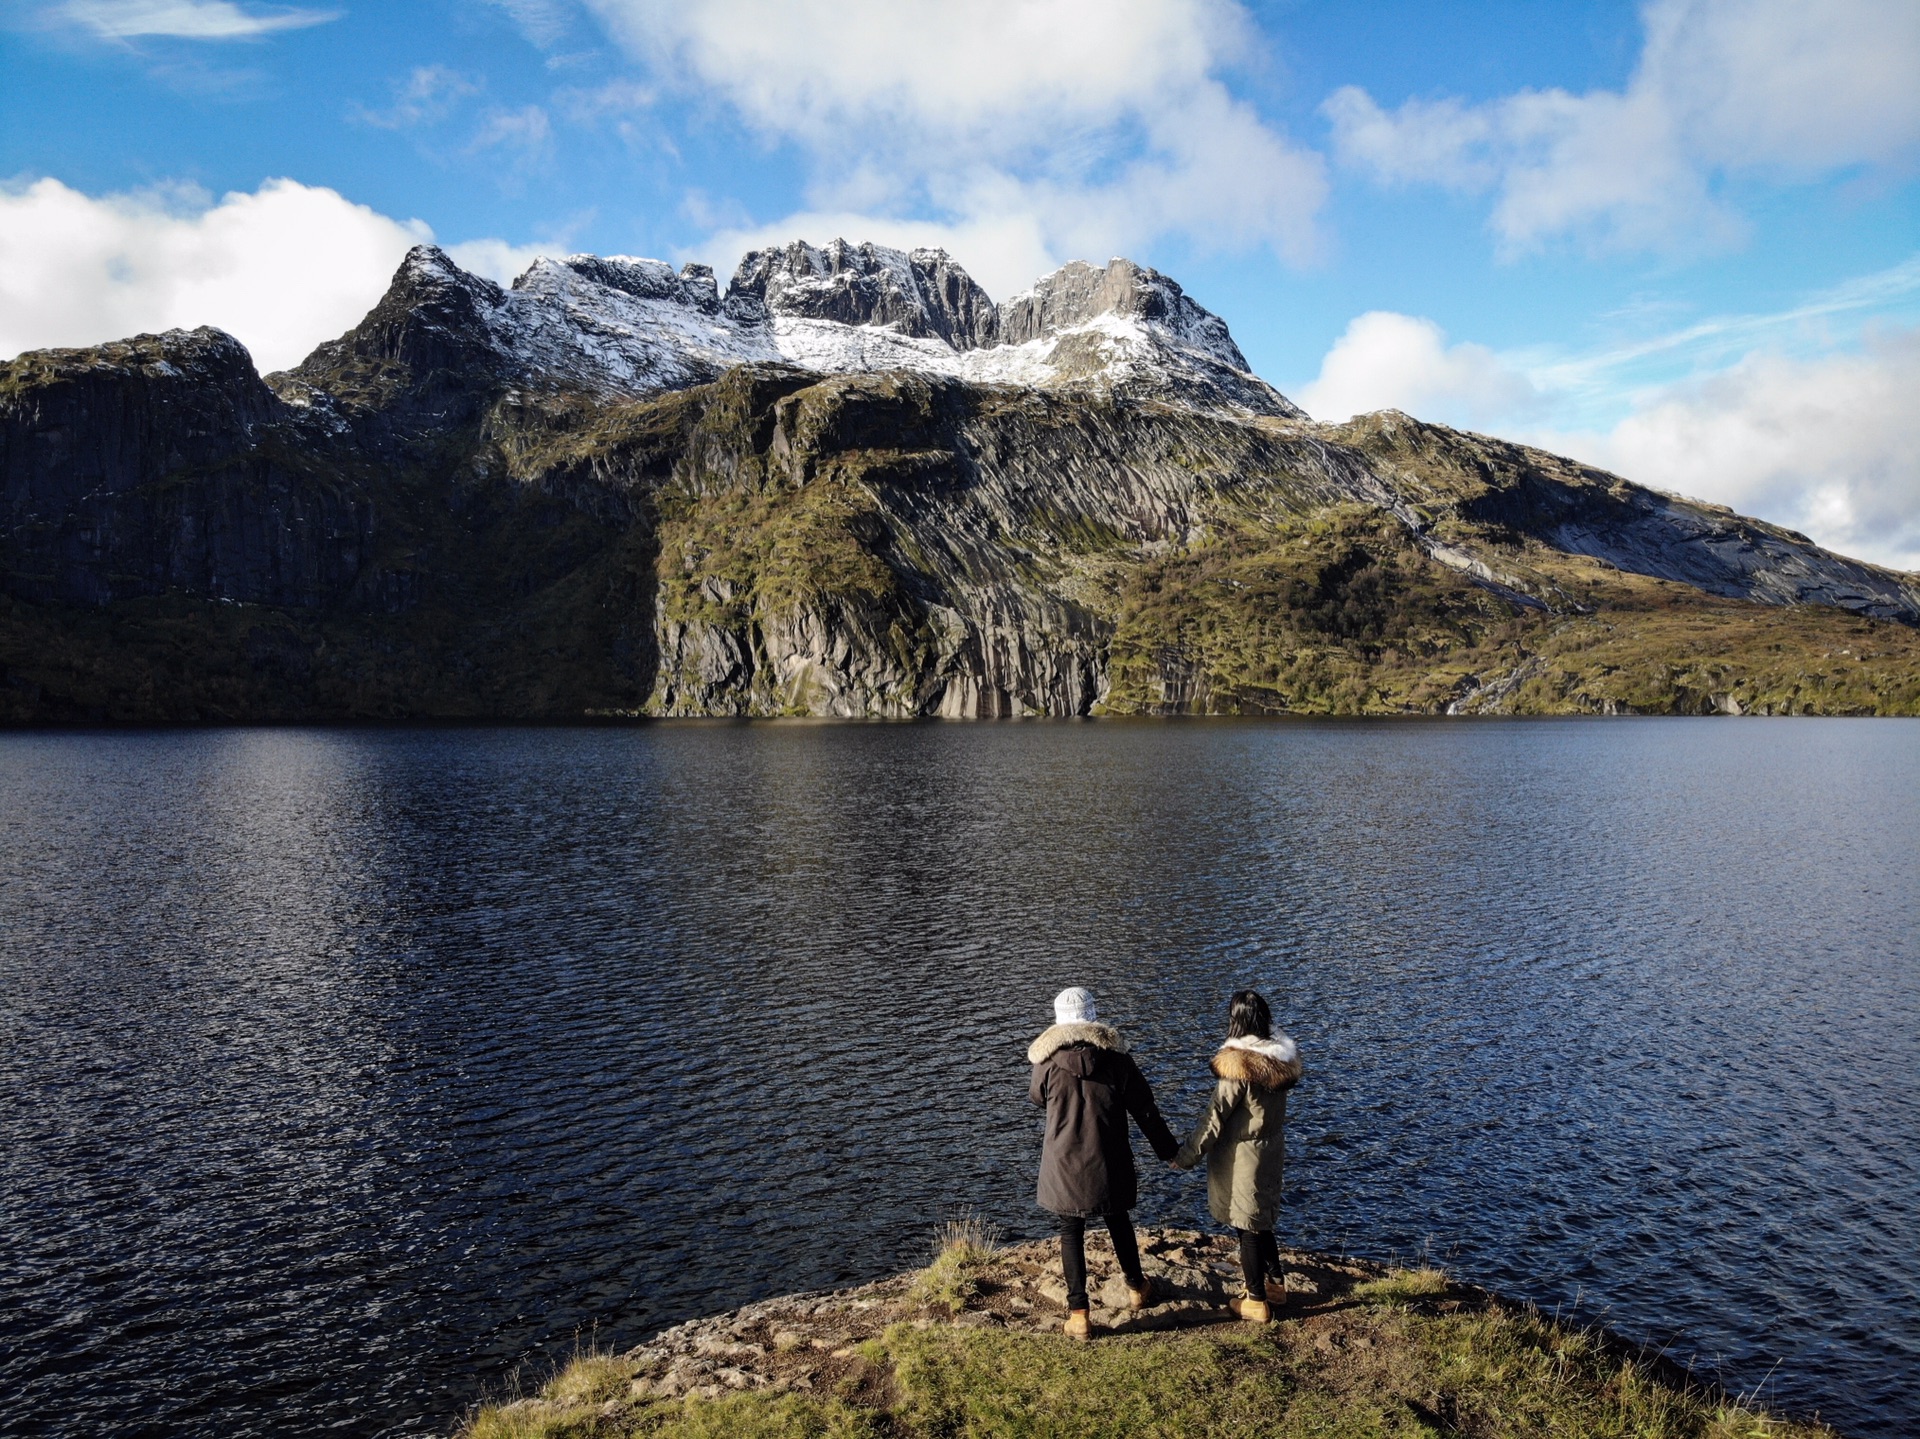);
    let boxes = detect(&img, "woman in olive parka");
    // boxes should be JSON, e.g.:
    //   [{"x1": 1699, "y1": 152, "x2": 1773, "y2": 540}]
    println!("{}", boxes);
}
[{"x1": 1173, "y1": 990, "x2": 1302, "y2": 1321}]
